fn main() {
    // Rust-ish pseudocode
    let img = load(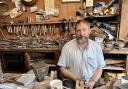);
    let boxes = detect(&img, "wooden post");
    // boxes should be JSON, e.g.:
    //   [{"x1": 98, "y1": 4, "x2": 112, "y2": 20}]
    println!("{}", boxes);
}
[
  {"x1": 126, "y1": 54, "x2": 128, "y2": 75},
  {"x1": 24, "y1": 51, "x2": 30, "y2": 71}
]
